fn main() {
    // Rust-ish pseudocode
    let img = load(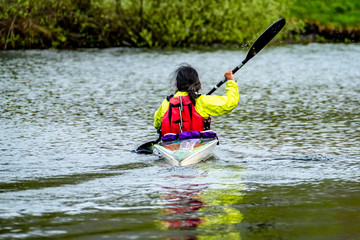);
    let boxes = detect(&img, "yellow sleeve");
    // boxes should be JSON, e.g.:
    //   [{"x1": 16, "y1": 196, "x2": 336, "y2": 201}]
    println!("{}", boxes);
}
[
  {"x1": 195, "y1": 80, "x2": 239, "y2": 118},
  {"x1": 154, "y1": 99, "x2": 169, "y2": 130}
]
